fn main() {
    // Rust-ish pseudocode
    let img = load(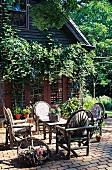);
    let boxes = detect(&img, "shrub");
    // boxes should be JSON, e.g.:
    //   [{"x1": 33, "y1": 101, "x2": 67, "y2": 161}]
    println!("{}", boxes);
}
[
  {"x1": 60, "y1": 97, "x2": 81, "y2": 118},
  {"x1": 98, "y1": 95, "x2": 112, "y2": 110},
  {"x1": 83, "y1": 95, "x2": 98, "y2": 110}
]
